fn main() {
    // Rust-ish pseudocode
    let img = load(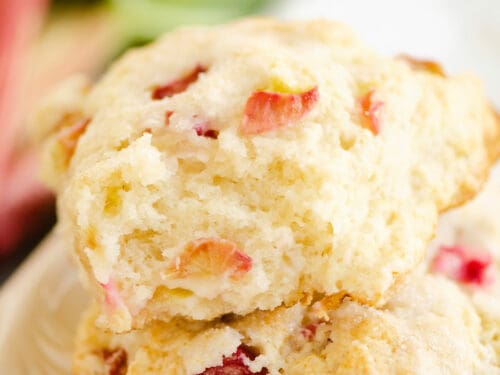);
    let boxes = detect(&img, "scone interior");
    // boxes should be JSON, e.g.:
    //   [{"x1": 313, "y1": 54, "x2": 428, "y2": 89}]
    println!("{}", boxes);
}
[{"x1": 32, "y1": 18, "x2": 500, "y2": 331}]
